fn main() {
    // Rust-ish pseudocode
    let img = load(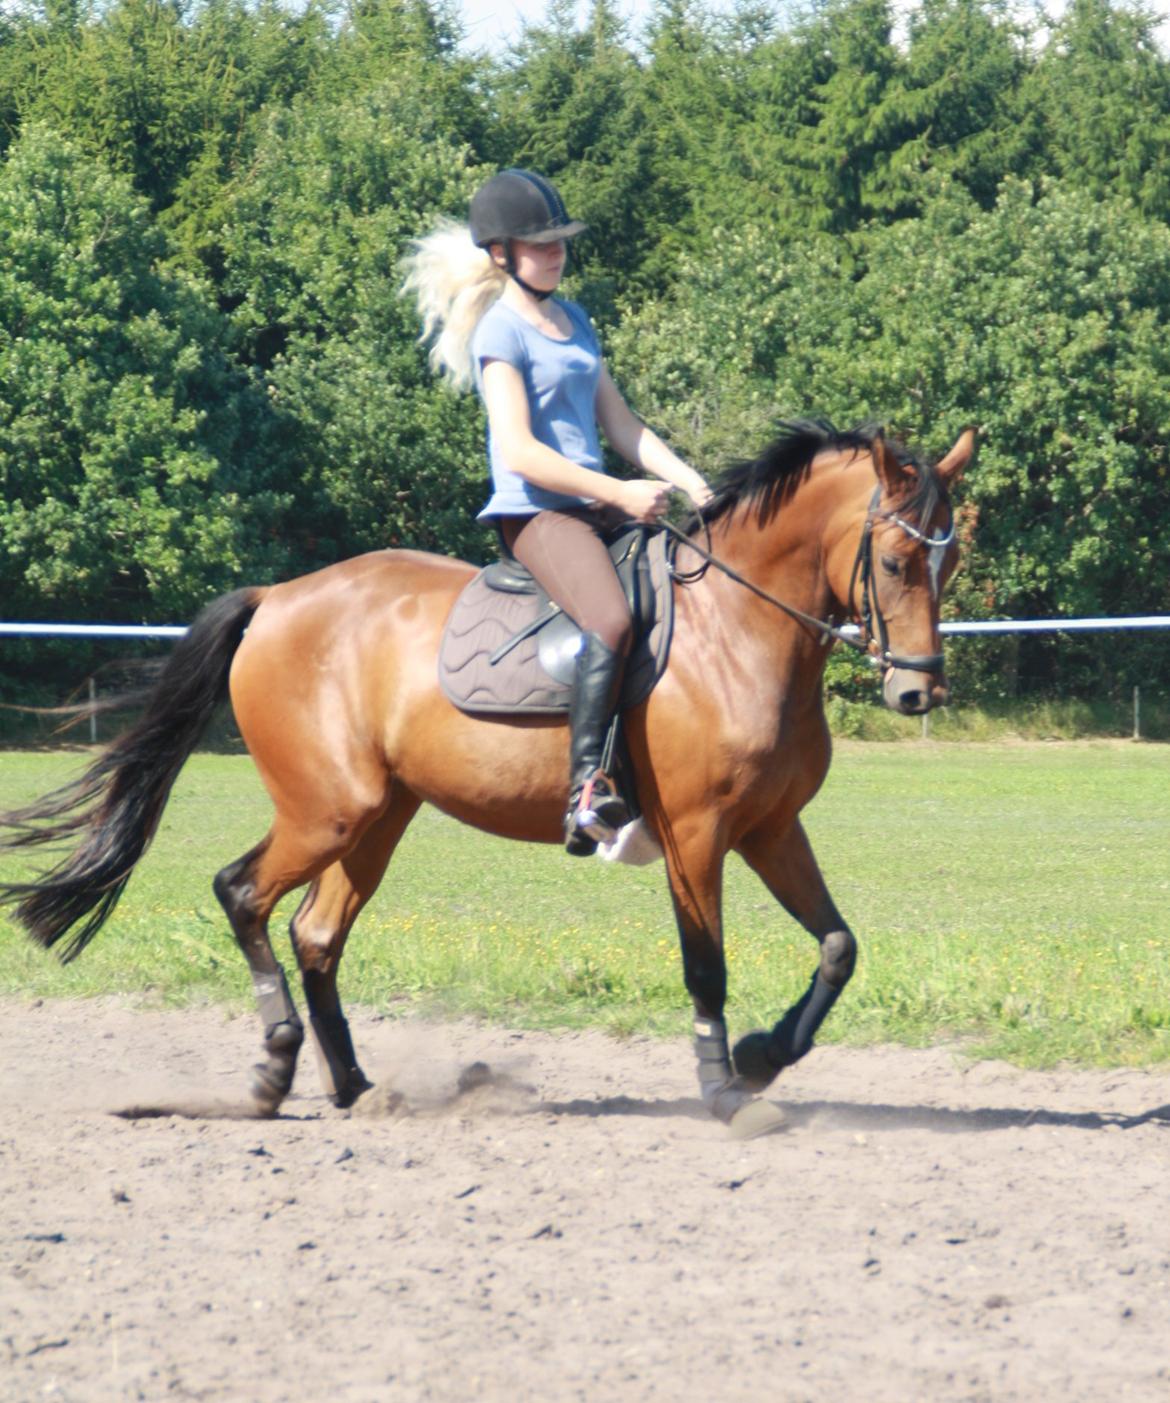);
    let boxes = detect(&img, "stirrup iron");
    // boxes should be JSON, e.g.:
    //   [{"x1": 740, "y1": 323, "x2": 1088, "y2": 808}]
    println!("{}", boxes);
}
[{"x1": 572, "y1": 771, "x2": 627, "y2": 842}]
